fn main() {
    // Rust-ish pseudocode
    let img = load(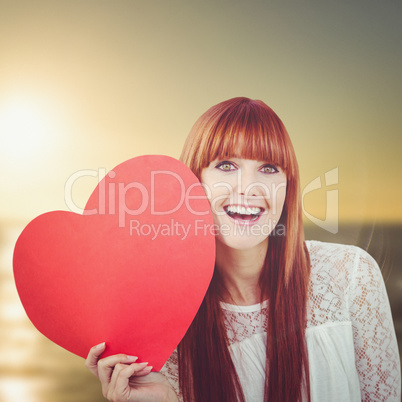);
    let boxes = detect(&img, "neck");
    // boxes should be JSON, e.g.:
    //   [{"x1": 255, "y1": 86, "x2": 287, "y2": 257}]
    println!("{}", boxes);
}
[{"x1": 214, "y1": 239, "x2": 268, "y2": 306}]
